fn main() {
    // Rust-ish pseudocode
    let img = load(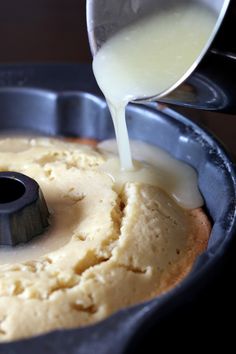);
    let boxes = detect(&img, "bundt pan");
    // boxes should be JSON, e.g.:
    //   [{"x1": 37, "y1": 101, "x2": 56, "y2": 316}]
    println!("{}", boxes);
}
[{"x1": 0, "y1": 64, "x2": 235, "y2": 353}]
